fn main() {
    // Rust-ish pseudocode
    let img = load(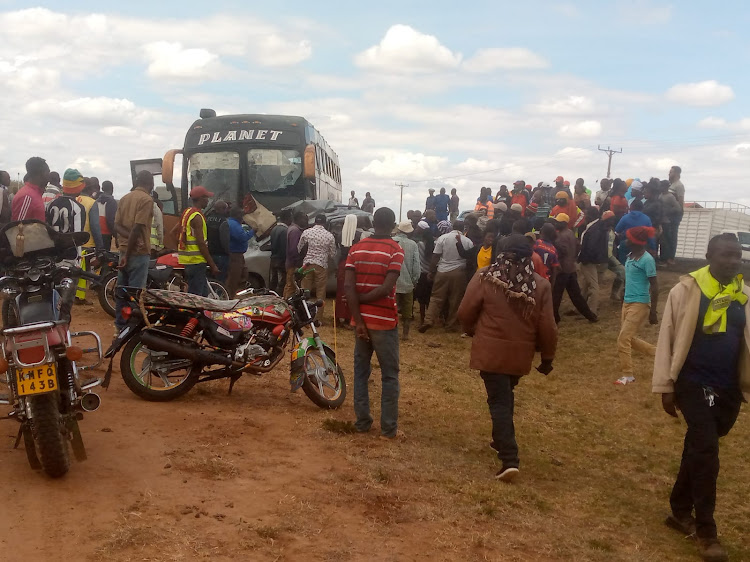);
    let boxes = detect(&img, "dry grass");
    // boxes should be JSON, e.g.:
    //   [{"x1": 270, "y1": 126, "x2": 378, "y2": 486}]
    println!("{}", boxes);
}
[
  {"x1": 311, "y1": 263, "x2": 750, "y2": 561},
  {"x1": 166, "y1": 445, "x2": 239, "y2": 480}
]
